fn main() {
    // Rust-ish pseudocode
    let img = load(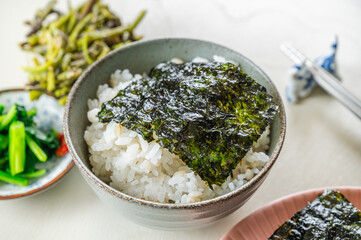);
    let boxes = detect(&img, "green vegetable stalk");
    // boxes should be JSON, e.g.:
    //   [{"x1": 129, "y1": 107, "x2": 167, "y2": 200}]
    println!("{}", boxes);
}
[
  {"x1": 18, "y1": 169, "x2": 47, "y2": 178},
  {"x1": 0, "y1": 105, "x2": 17, "y2": 131},
  {"x1": 9, "y1": 121, "x2": 26, "y2": 176},
  {"x1": 0, "y1": 170, "x2": 28, "y2": 186},
  {"x1": 25, "y1": 134, "x2": 48, "y2": 162}
]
